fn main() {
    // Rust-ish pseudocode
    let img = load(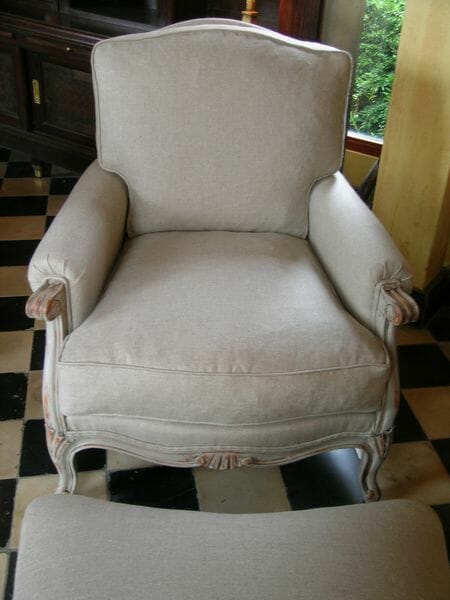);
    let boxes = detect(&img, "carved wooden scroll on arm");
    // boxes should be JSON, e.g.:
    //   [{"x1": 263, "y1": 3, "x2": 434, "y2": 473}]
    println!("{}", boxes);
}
[
  {"x1": 26, "y1": 280, "x2": 67, "y2": 324},
  {"x1": 379, "y1": 283, "x2": 419, "y2": 327}
]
